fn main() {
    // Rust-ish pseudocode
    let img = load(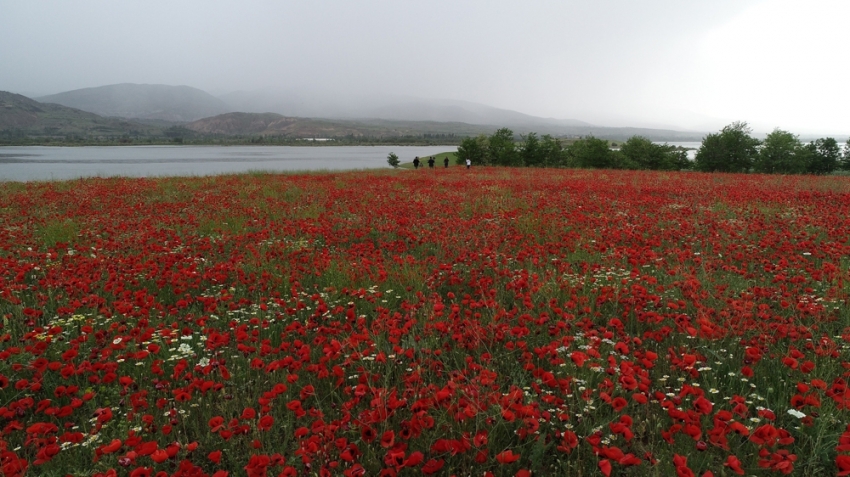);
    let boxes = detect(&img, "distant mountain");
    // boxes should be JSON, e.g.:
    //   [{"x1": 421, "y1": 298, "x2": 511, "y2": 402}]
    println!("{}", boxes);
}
[
  {"x1": 37, "y1": 84, "x2": 231, "y2": 122},
  {"x1": 3, "y1": 82, "x2": 707, "y2": 142},
  {"x1": 219, "y1": 90, "x2": 590, "y2": 127},
  {"x1": 186, "y1": 112, "x2": 491, "y2": 138},
  {"x1": 187, "y1": 112, "x2": 333, "y2": 136},
  {"x1": 0, "y1": 91, "x2": 159, "y2": 136},
  {"x1": 185, "y1": 111, "x2": 703, "y2": 142},
  {"x1": 217, "y1": 89, "x2": 702, "y2": 140},
  {"x1": 559, "y1": 126, "x2": 703, "y2": 141}
]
